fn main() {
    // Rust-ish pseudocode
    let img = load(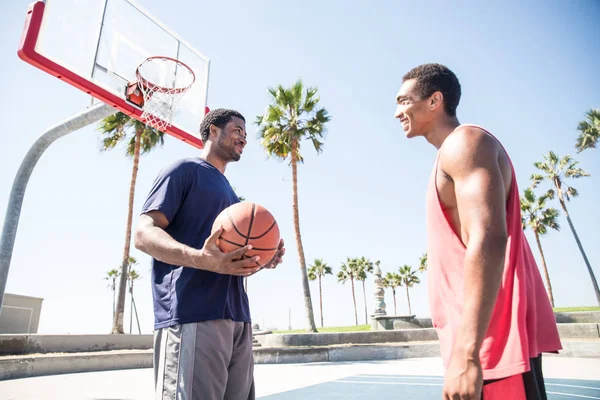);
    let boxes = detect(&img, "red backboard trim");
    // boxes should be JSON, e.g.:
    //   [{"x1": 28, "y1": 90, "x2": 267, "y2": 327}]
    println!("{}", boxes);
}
[{"x1": 17, "y1": 1, "x2": 204, "y2": 149}]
